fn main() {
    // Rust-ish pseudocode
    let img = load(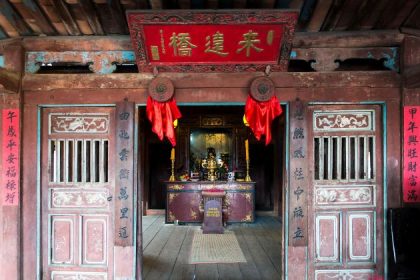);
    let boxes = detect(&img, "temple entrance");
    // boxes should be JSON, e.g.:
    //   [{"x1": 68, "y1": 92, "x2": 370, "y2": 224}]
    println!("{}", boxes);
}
[
  {"x1": 139, "y1": 105, "x2": 285, "y2": 216},
  {"x1": 139, "y1": 105, "x2": 286, "y2": 278}
]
